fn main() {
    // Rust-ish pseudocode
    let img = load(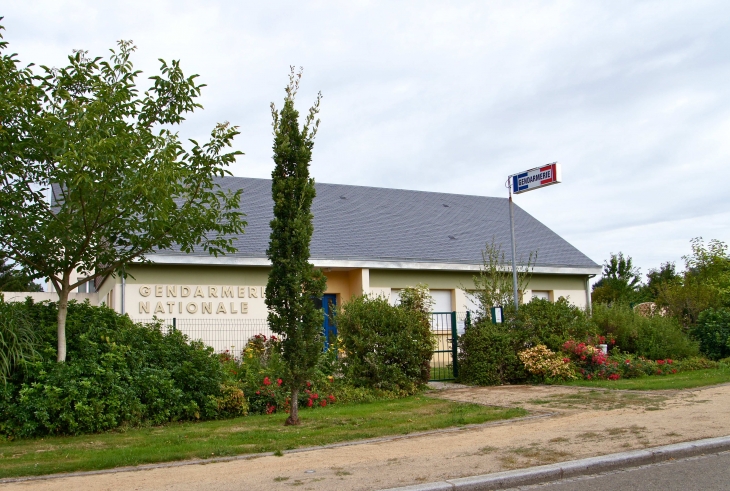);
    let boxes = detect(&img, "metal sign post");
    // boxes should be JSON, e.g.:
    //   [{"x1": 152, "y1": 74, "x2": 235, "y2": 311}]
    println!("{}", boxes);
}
[{"x1": 506, "y1": 162, "x2": 562, "y2": 312}]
